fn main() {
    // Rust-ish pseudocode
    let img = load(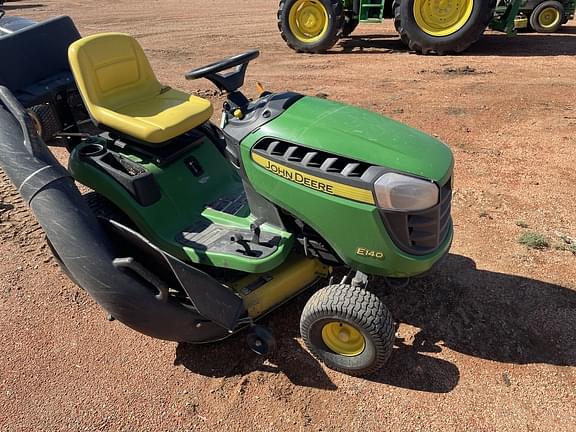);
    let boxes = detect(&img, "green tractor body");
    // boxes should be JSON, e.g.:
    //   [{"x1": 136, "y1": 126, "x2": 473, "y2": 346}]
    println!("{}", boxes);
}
[
  {"x1": 241, "y1": 96, "x2": 453, "y2": 277},
  {"x1": 0, "y1": 16, "x2": 454, "y2": 375},
  {"x1": 69, "y1": 94, "x2": 453, "y2": 279}
]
